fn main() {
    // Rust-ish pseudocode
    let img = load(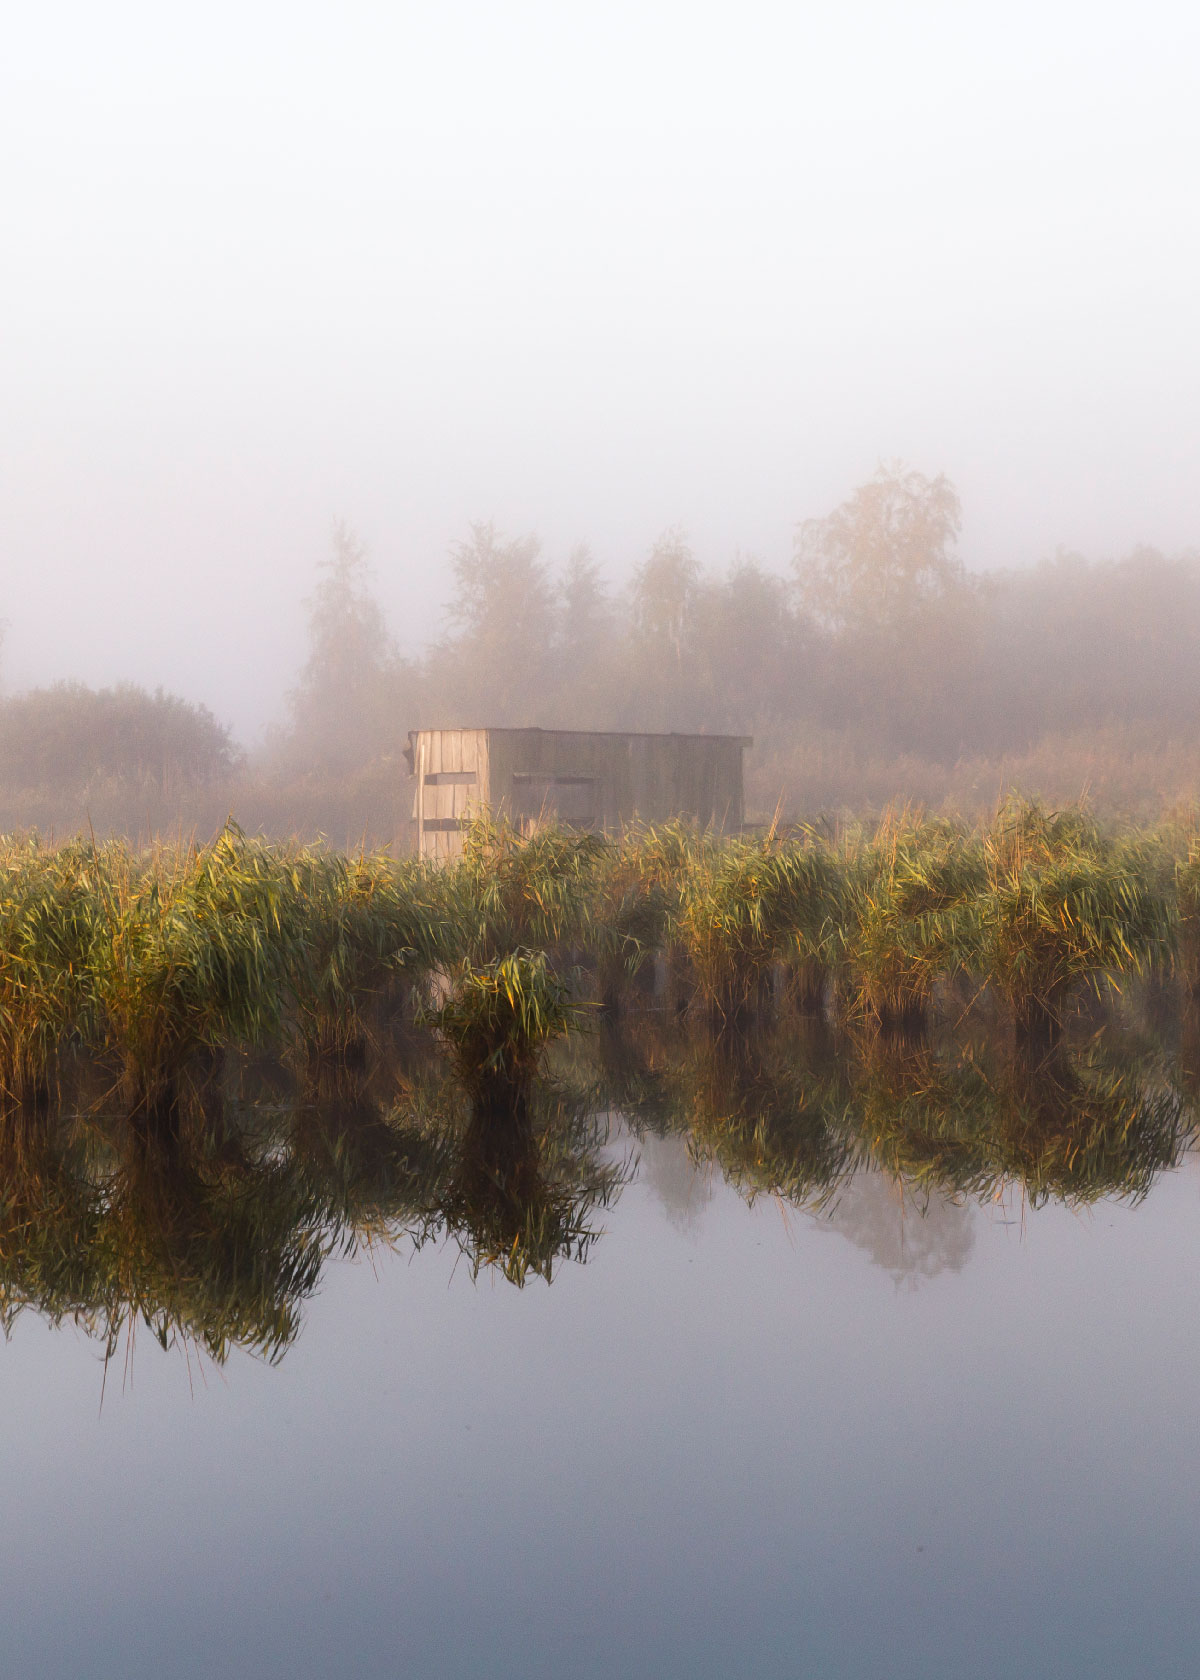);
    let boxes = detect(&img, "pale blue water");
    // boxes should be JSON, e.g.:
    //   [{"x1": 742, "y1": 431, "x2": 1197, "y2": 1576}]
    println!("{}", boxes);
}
[{"x1": 4, "y1": 1124, "x2": 1200, "y2": 1679}]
